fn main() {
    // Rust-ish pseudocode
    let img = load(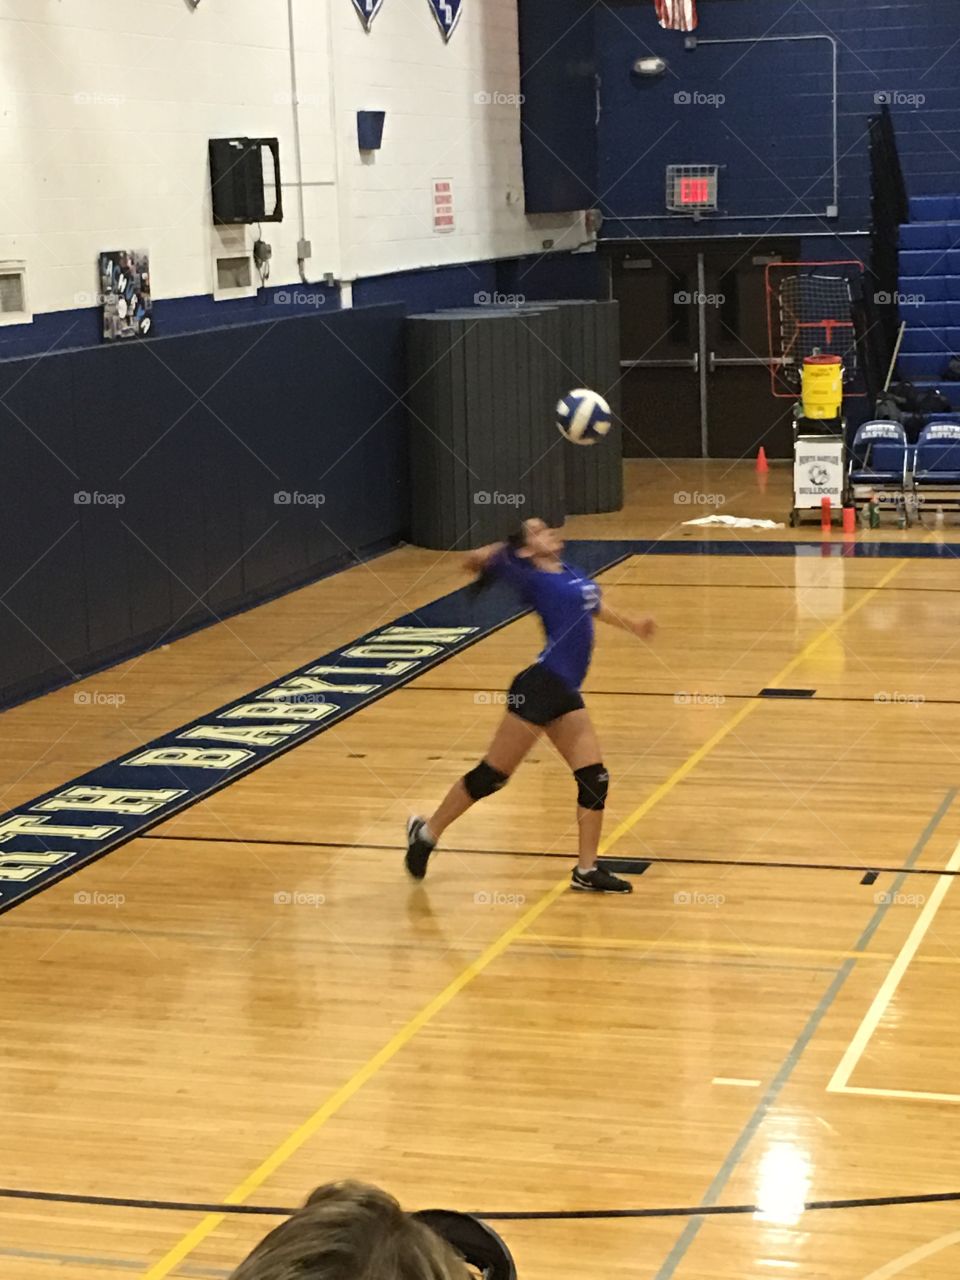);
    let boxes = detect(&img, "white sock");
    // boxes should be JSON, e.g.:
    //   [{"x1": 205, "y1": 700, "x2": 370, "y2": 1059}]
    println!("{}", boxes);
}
[{"x1": 422, "y1": 823, "x2": 437, "y2": 848}]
